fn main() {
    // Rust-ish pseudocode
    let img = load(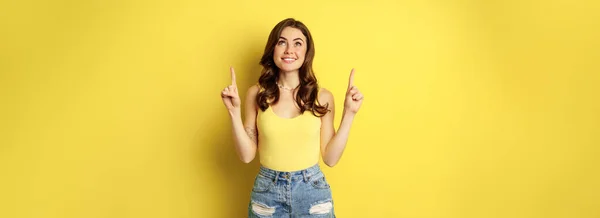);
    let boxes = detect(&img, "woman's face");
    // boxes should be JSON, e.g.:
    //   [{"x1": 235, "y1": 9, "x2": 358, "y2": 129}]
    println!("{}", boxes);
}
[{"x1": 273, "y1": 27, "x2": 307, "y2": 73}]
